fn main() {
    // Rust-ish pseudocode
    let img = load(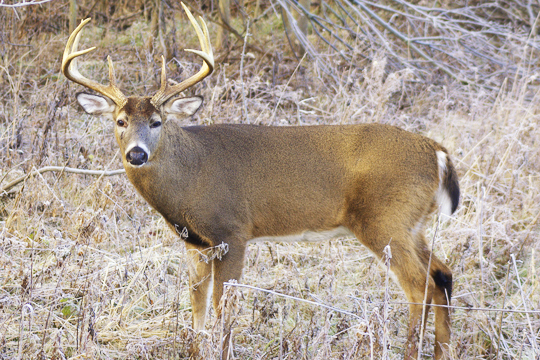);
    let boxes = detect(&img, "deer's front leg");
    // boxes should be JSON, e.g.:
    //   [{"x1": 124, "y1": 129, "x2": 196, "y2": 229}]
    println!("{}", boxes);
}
[
  {"x1": 212, "y1": 240, "x2": 247, "y2": 360},
  {"x1": 185, "y1": 242, "x2": 213, "y2": 331}
]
